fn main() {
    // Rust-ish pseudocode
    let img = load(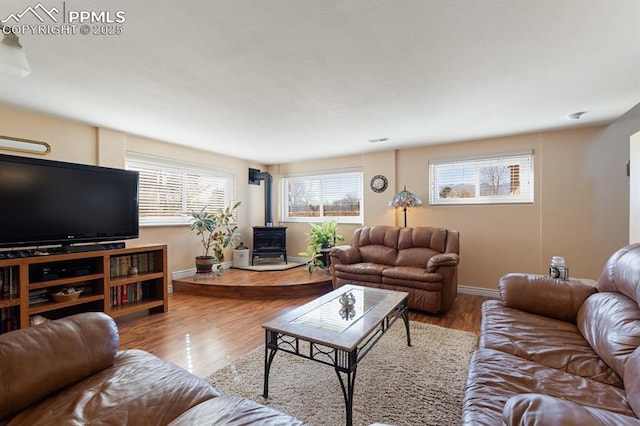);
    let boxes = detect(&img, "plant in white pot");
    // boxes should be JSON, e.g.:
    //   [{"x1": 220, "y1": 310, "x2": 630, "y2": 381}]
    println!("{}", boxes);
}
[{"x1": 189, "y1": 201, "x2": 241, "y2": 275}]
